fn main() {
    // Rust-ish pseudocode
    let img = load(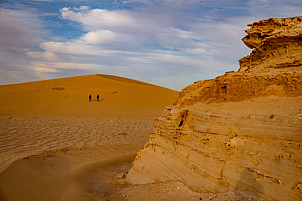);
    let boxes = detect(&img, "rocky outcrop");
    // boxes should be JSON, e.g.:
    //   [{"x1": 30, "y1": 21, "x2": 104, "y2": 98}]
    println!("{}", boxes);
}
[
  {"x1": 239, "y1": 17, "x2": 302, "y2": 73},
  {"x1": 128, "y1": 98, "x2": 302, "y2": 200},
  {"x1": 176, "y1": 71, "x2": 302, "y2": 107},
  {"x1": 127, "y1": 17, "x2": 302, "y2": 201}
]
